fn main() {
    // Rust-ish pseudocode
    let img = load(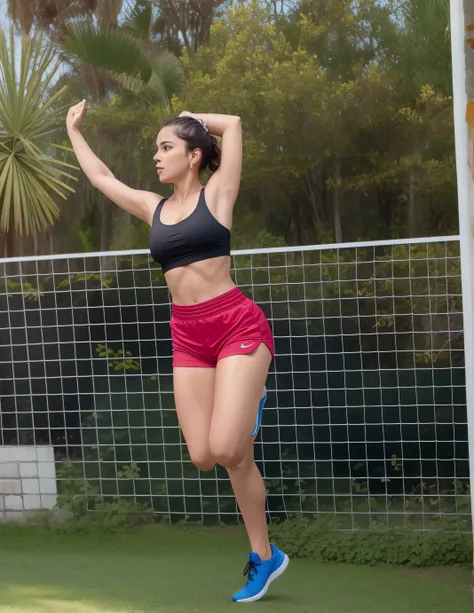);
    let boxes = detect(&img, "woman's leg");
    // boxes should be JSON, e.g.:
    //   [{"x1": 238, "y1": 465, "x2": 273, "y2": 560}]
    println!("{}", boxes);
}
[
  {"x1": 227, "y1": 439, "x2": 271, "y2": 560},
  {"x1": 211, "y1": 344, "x2": 272, "y2": 559},
  {"x1": 173, "y1": 367, "x2": 216, "y2": 471}
]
